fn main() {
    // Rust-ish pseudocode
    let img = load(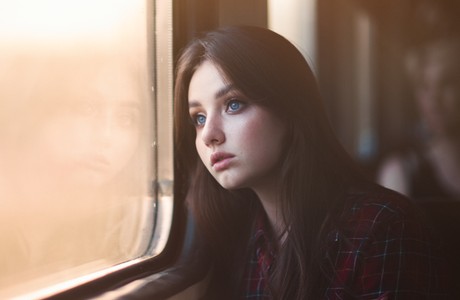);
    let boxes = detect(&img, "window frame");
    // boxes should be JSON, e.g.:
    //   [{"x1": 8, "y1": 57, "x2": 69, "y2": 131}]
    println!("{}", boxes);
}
[
  {"x1": 32, "y1": 0, "x2": 185, "y2": 298},
  {"x1": 39, "y1": 0, "x2": 220, "y2": 298}
]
